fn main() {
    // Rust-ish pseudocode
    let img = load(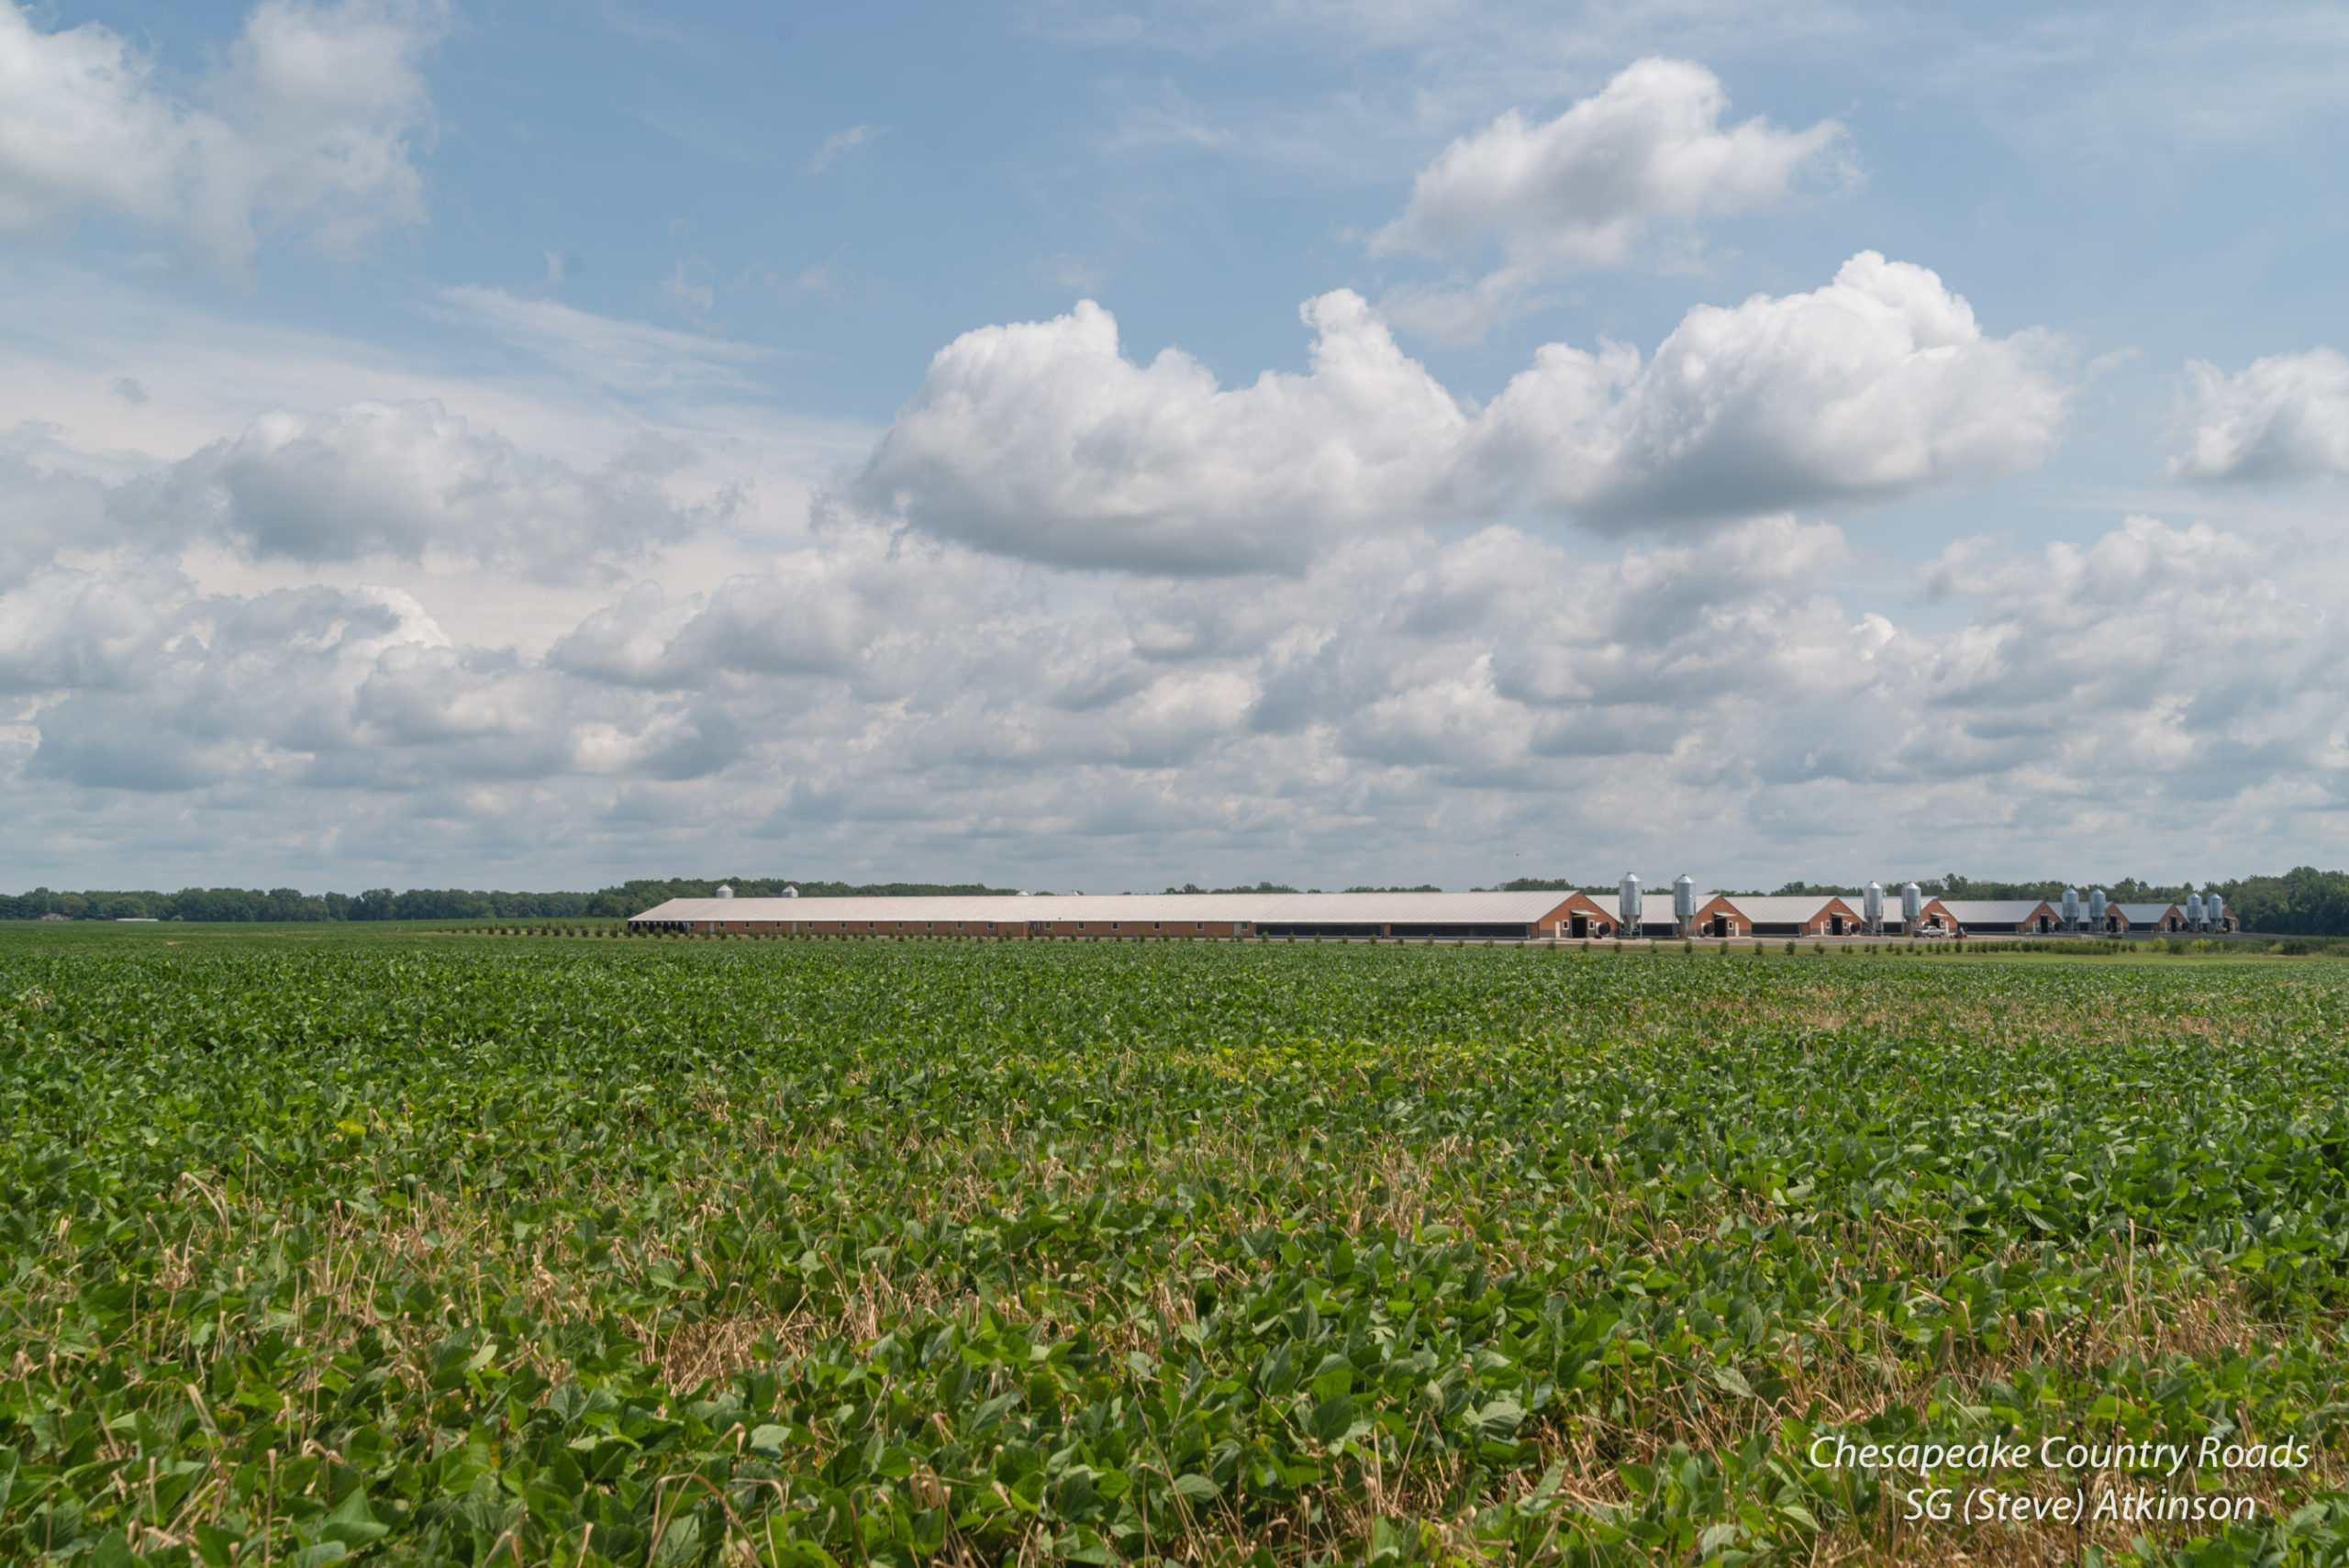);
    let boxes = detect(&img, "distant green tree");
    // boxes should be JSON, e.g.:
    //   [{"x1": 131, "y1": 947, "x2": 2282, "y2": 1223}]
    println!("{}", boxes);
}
[{"x1": 2216, "y1": 867, "x2": 2349, "y2": 935}]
